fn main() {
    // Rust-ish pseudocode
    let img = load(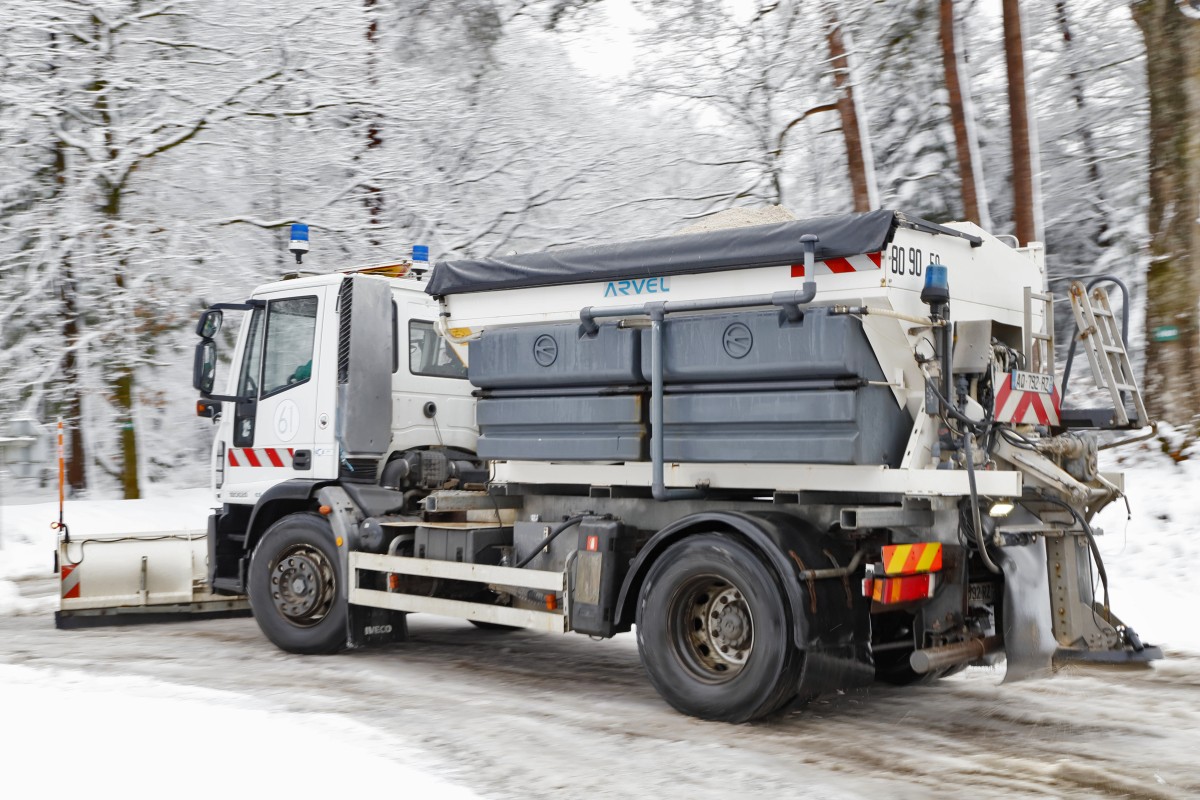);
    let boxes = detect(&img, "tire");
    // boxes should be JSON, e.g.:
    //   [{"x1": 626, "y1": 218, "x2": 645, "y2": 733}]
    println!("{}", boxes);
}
[
  {"x1": 248, "y1": 512, "x2": 347, "y2": 655},
  {"x1": 636, "y1": 533, "x2": 804, "y2": 723}
]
